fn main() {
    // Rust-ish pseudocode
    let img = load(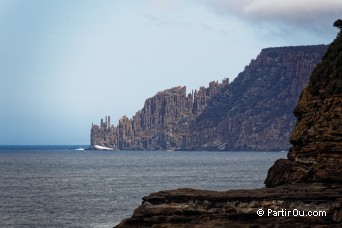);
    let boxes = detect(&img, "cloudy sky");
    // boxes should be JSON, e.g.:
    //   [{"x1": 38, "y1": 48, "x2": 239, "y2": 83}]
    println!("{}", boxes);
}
[{"x1": 0, "y1": 0, "x2": 341, "y2": 145}]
